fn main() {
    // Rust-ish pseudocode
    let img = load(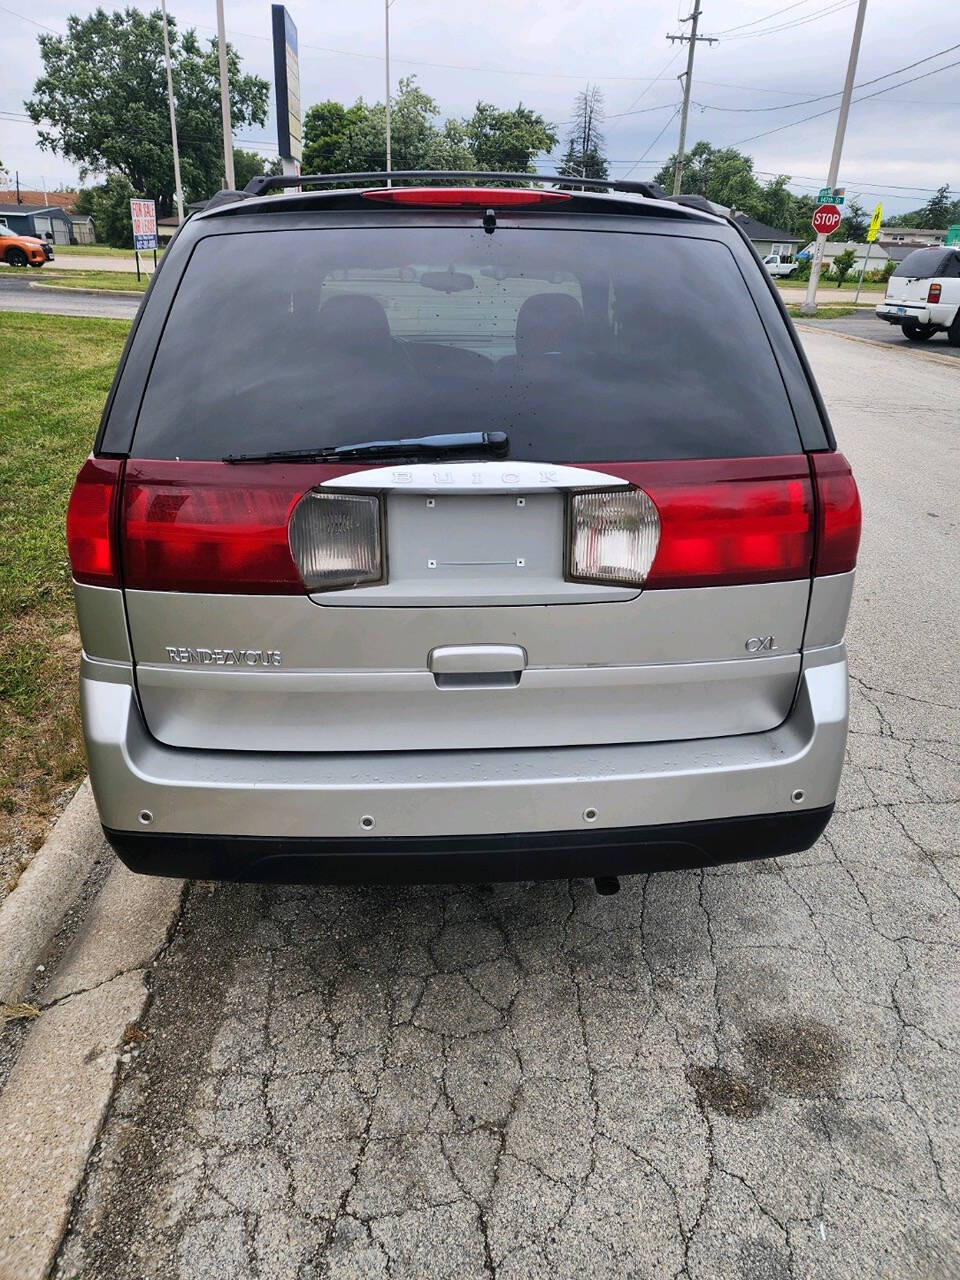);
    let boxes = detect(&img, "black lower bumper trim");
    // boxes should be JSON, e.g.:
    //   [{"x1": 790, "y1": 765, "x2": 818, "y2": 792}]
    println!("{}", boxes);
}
[{"x1": 104, "y1": 806, "x2": 833, "y2": 885}]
